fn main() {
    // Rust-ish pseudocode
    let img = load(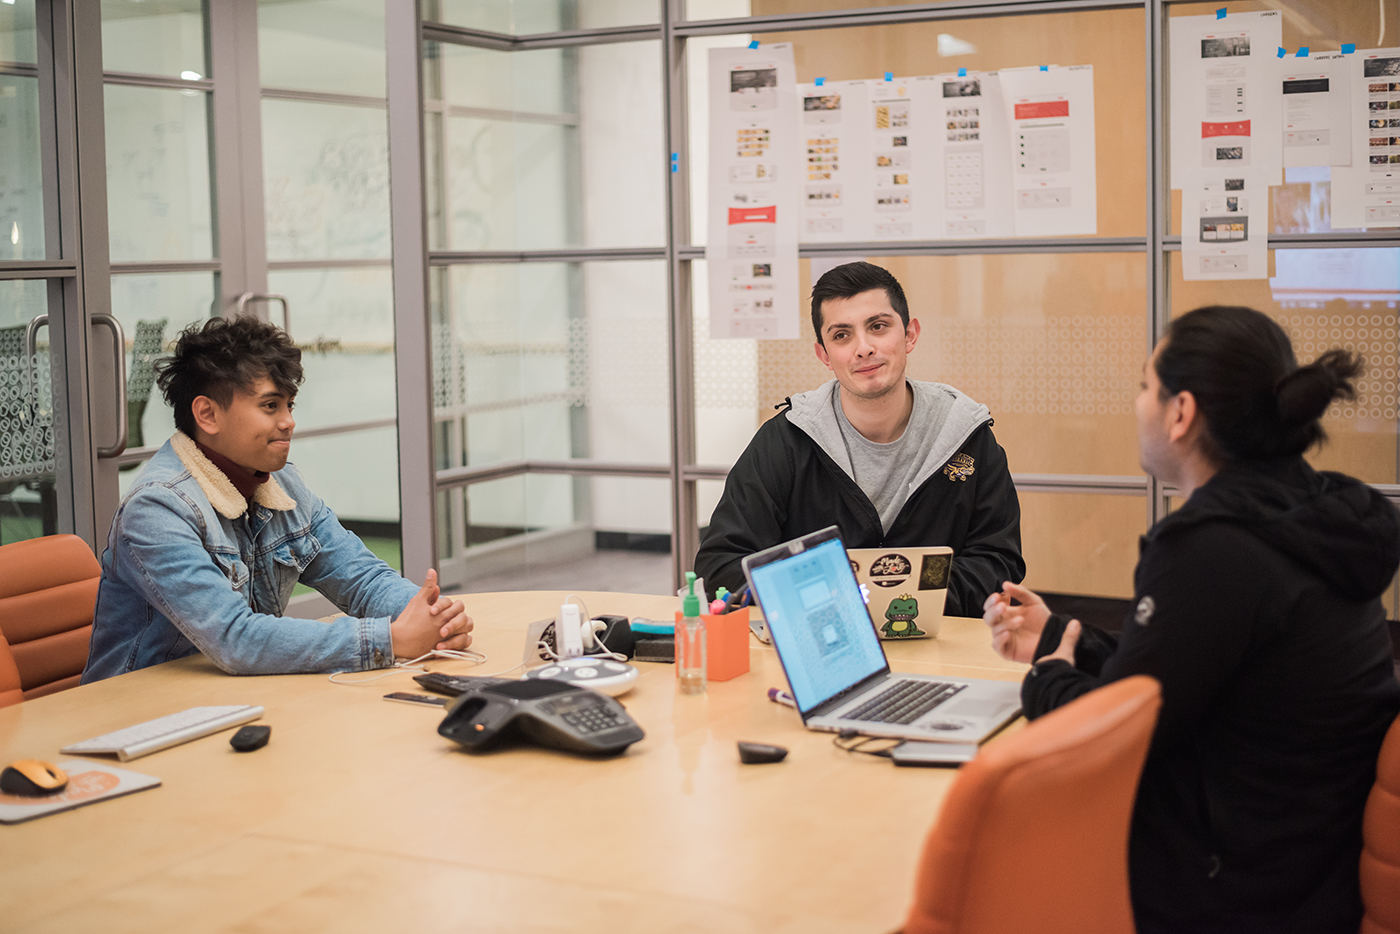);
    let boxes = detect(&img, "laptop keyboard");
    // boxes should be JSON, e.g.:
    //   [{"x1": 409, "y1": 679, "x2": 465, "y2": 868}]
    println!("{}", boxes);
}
[{"x1": 844, "y1": 680, "x2": 966, "y2": 725}]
